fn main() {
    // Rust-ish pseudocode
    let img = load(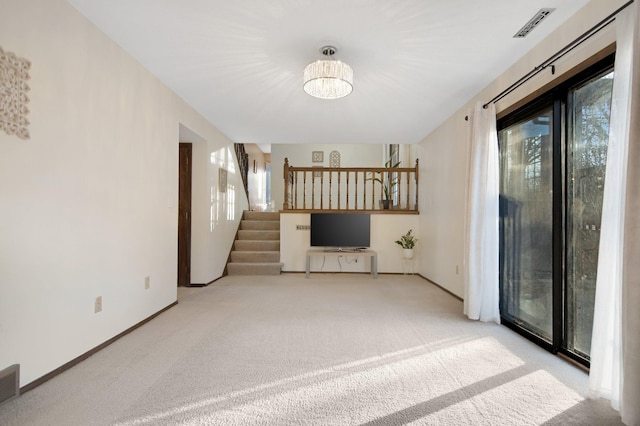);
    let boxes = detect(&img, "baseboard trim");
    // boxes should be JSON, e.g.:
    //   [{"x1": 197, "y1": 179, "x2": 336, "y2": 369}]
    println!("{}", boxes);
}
[
  {"x1": 20, "y1": 301, "x2": 178, "y2": 394},
  {"x1": 417, "y1": 274, "x2": 464, "y2": 302},
  {"x1": 184, "y1": 275, "x2": 226, "y2": 287}
]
